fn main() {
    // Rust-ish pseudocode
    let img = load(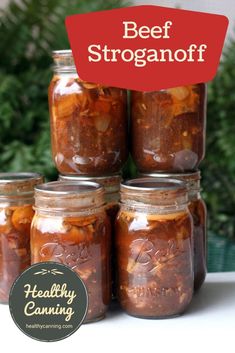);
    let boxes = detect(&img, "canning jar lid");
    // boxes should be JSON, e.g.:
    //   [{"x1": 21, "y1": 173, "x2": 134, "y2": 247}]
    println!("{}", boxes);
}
[
  {"x1": 0, "y1": 172, "x2": 43, "y2": 197},
  {"x1": 120, "y1": 177, "x2": 188, "y2": 207},
  {"x1": 122, "y1": 177, "x2": 186, "y2": 191},
  {"x1": 139, "y1": 171, "x2": 201, "y2": 192},
  {"x1": 52, "y1": 49, "x2": 76, "y2": 72},
  {"x1": 35, "y1": 180, "x2": 102, "y2": 195},
  {"x1": 34, "y1": 181, "x2": 105, "y2": 211},
  {"x1": 52, "y1": 49, "x2": 72, "y2": 55},
  {"x1": 59, "y1": 174, "x2": 121, "y2": 194}
]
